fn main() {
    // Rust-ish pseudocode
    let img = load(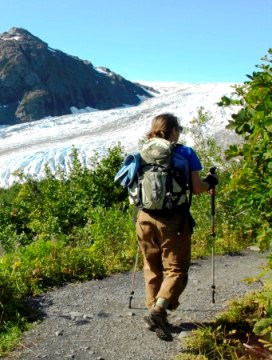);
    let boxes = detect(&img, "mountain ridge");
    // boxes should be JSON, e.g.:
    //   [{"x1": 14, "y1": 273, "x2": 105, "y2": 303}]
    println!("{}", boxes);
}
[{"x1": 0, "y1": 27, "x2": 151, "y2": 125}]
